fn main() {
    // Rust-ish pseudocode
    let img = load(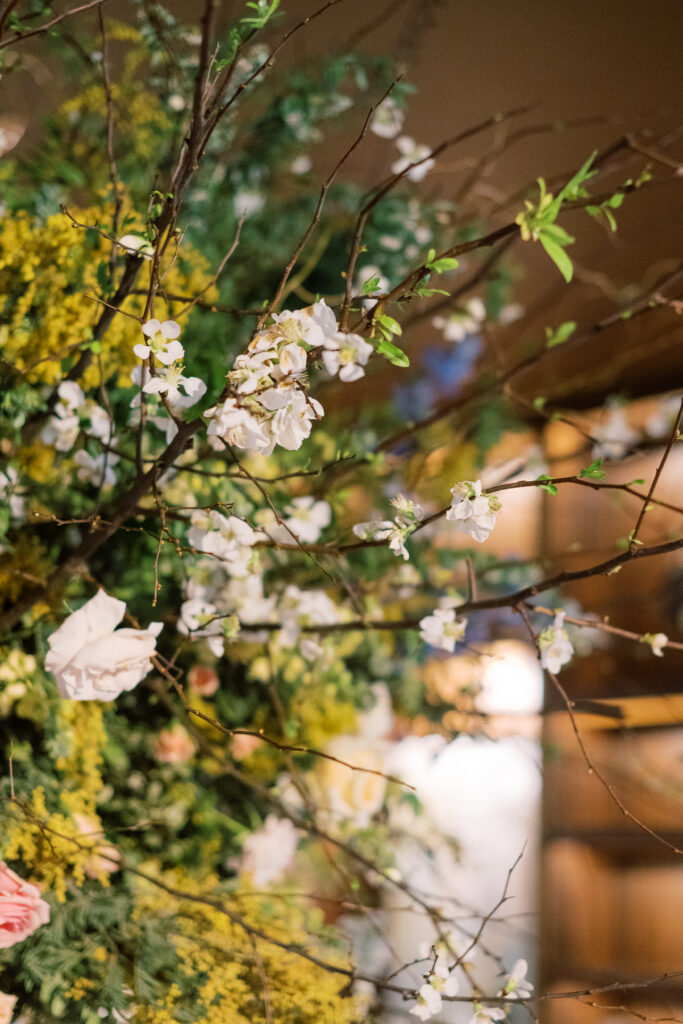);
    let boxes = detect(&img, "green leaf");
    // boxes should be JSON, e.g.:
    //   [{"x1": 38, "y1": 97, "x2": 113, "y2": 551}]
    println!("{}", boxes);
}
[
  {"x1": 536, "y1": 473, "x2": 558, "y2": 495},
  {"x1": 376, "y1": 339, "x2": 409, "y2": 367},
  {"x1": 539, "y1": 234, "x2": 574, "y2": 282},
  {"x1": 578, "y1": 458, "x2": 605, "y2": 480},
  {"x1": 426, "y1": 255, "x2": 459, "y2": 274},
  {"x1": 533, "y1": 396, "x2": 547, "y2": 410},
  {"x1": 545, "y1": 320, "x2": 577, "y2": 348},
  {"x1": 360, "y1": 274, "x2": 381, "y2": 296}
]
